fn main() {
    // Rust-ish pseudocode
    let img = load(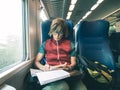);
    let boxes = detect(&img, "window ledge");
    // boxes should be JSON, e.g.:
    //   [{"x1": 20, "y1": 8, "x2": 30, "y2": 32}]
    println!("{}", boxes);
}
[
  {"x1": 0, "y1": 84, "x2": 16, "y2": 90},
  {"x1": 0, "y1": 60, "x2": 32, "y2": 85}
]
